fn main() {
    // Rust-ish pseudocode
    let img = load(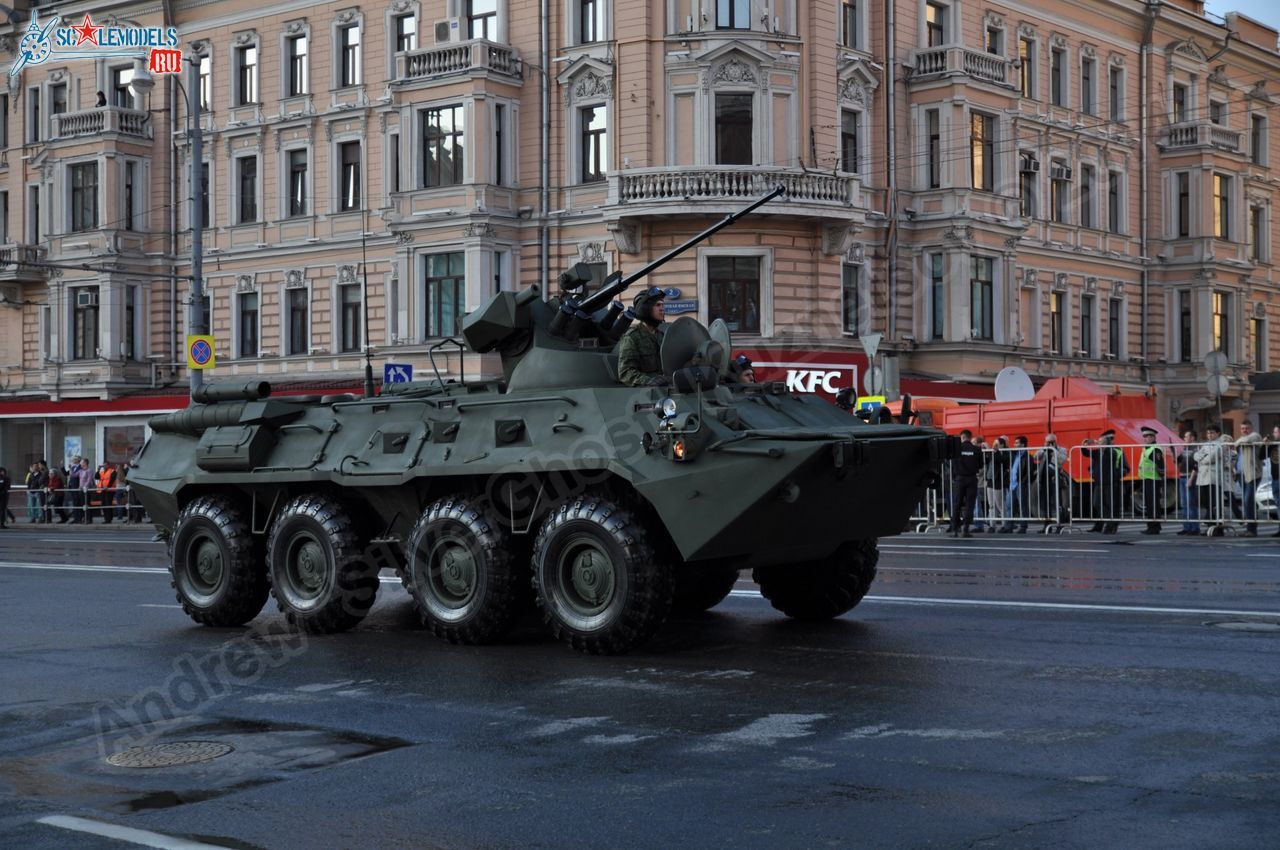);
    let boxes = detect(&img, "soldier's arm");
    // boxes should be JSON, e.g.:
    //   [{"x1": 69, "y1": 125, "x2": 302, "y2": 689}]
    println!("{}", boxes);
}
[{"x1": 616, "y1": 334, "x2": 648, "y2": 386}]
